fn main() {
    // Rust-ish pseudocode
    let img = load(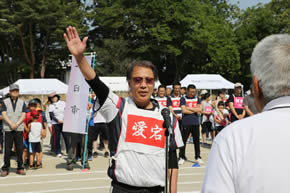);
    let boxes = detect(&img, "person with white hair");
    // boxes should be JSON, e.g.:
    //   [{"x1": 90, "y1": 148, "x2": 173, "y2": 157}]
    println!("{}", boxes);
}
[{"x1": 202, "y1": 34, "x2": 290, "y2": 193}]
